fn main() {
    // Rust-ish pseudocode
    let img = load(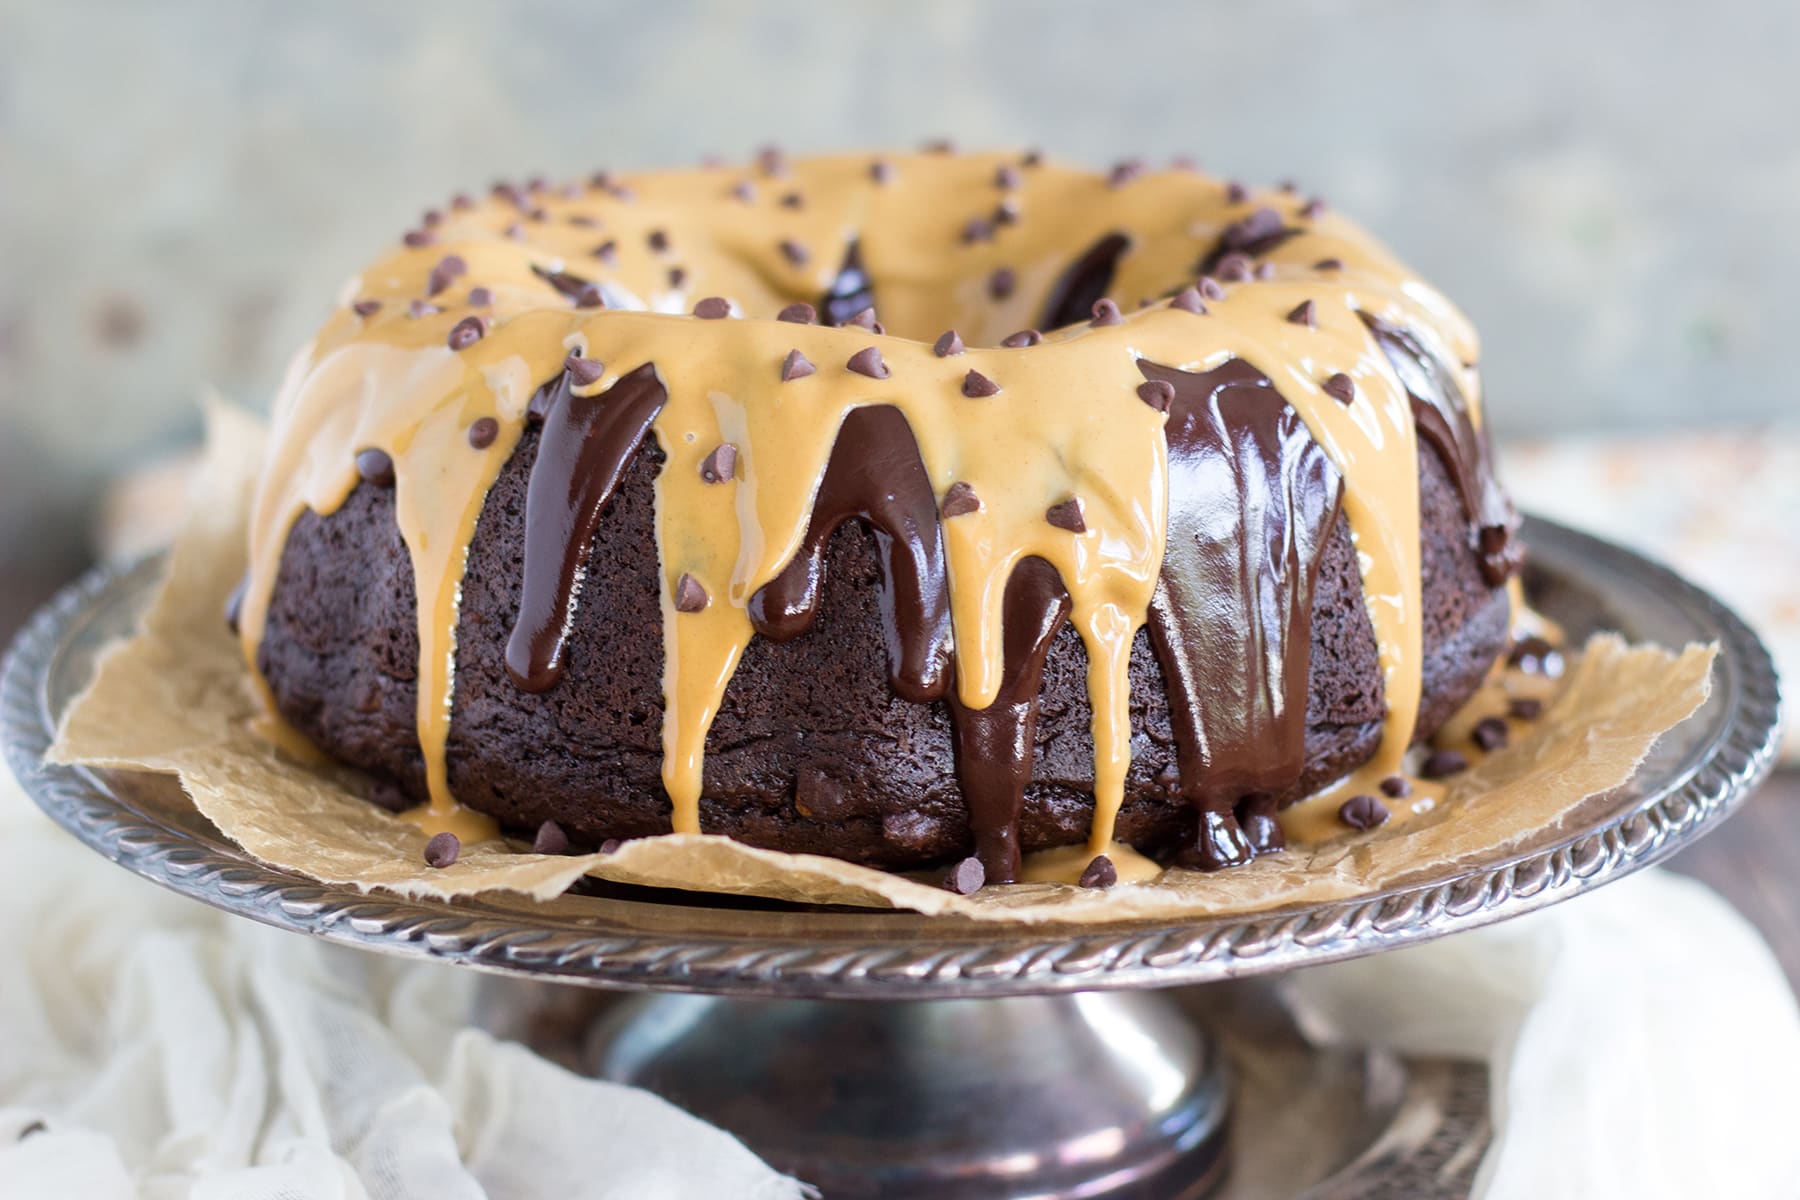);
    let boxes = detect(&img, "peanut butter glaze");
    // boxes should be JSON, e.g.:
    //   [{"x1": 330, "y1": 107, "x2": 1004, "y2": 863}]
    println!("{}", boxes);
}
[{"x1": 238, "y1": 150, "x2": 1516, "y2": 882}]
